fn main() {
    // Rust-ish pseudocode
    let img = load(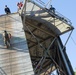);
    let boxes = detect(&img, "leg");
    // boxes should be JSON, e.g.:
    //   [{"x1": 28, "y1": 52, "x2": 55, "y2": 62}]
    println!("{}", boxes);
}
[
  {"x1": 5, "y1": 40, "x2": 8, "y2": 48},
  {"x1": 7, "y1": 39, "x2": 11, "y2": 47}
]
